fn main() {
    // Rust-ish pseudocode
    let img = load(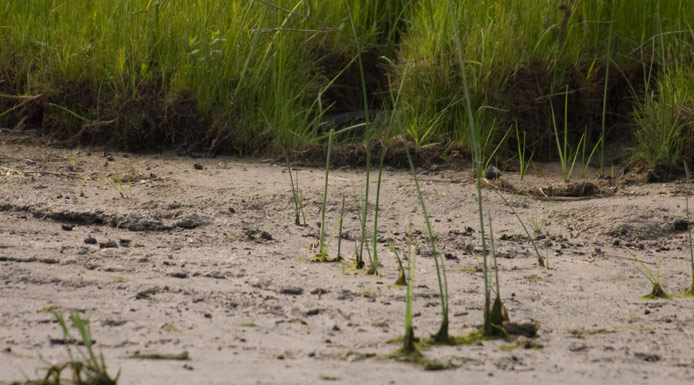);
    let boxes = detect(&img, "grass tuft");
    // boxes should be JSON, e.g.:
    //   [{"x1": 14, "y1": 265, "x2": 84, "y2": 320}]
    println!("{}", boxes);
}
[
  {"x1": 623, "y1": 247, "x2": 670, "y2": 299},
  {"x1": 12, "y1": 311, "x2": 119, "y2": 385}
]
